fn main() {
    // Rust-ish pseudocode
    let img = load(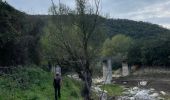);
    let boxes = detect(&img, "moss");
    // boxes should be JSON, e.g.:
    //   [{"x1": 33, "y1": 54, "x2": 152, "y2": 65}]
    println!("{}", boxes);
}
[{"x1": 100, "y1": 84, "x2": 124, "y2": 96}]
